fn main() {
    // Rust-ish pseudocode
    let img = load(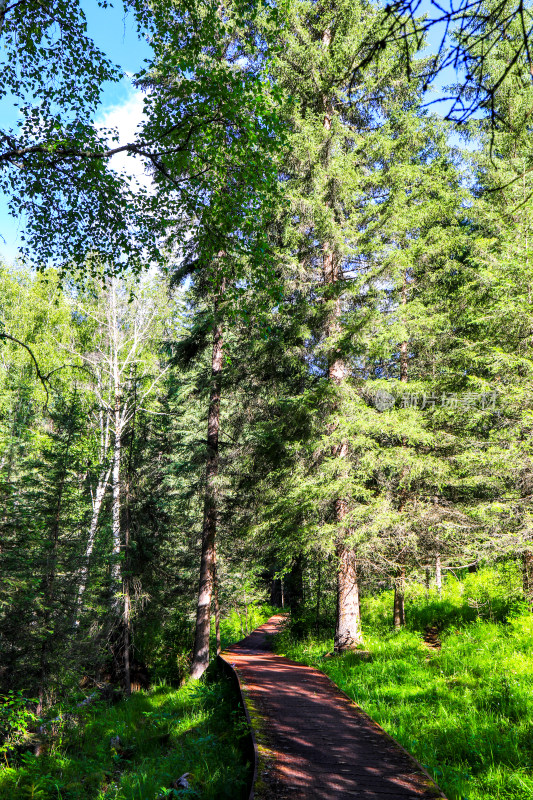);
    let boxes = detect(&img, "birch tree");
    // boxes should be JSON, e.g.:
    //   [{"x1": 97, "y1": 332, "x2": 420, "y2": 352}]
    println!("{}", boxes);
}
[{"x1": 69, "y1": 274, "x2": 171, "y2": 690}]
